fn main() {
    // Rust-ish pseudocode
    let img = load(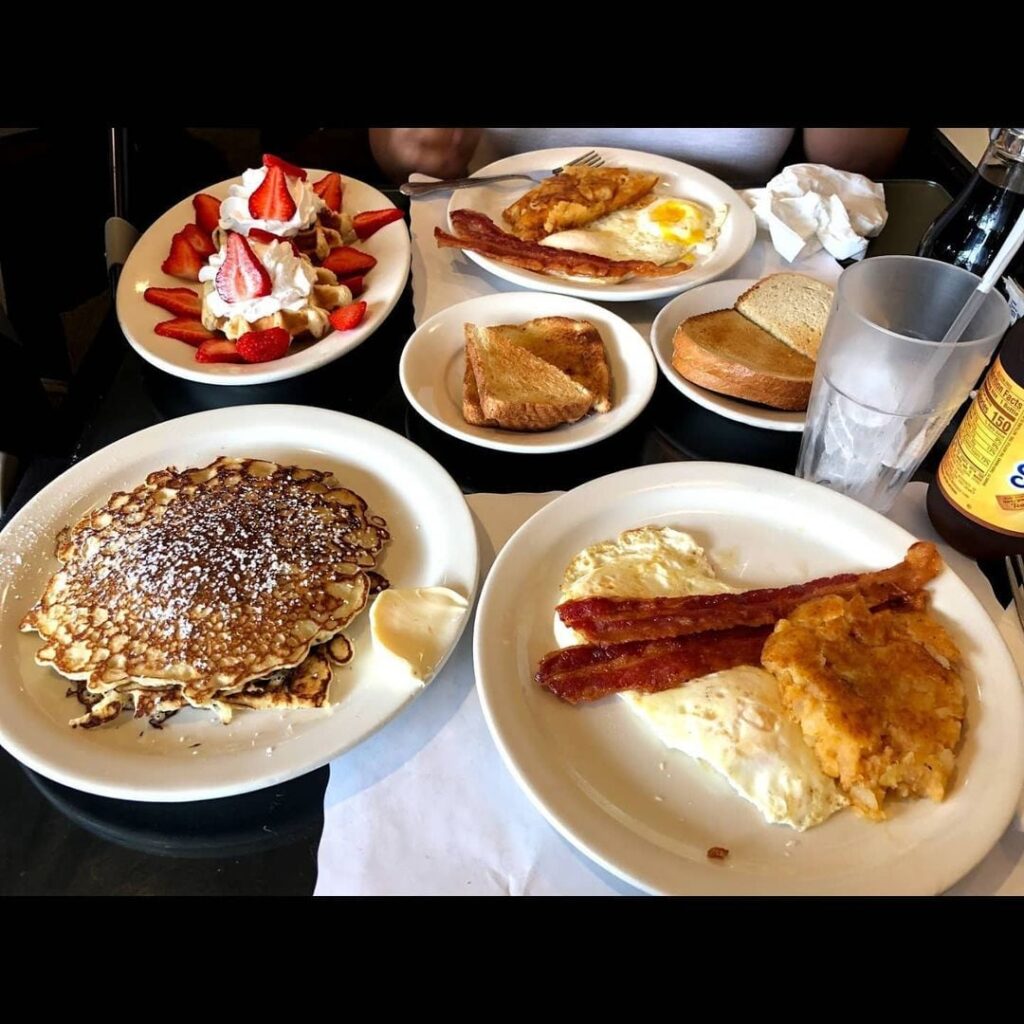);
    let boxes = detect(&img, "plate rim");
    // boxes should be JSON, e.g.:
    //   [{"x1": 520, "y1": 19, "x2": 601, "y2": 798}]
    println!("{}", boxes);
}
[
  {"x1": 446, "y1": 146, "x2": 757, "y2": 303},
  {"x1": 399, "y1": 291, "x2": 657, "y2": 454},
  {"x1": 0, "y1": 404, "x2": 478, "y2": 802},
  {"x1": 473, "y1": 460, "x2": 1024, "y2": 895},
  {"x1": 650, "y1": 278, "x2": 807, "y2": 433},
  {"x1": 115, "y1": 169, "x2": 411, "y2": 387}
]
